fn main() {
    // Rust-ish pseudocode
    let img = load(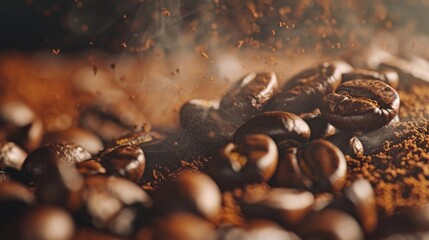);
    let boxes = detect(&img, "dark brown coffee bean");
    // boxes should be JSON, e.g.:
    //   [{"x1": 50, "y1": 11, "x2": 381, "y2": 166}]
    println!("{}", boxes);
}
[
  {"x1": 0, "y1": 181, "x2": 35, "y2": 226},
  {"x1": 18, "y1": 206, "x2": 75, "y2": 240},
  {"x1": 209, "y1": 134, "x2": 278, "y2": 190},
  {"x1": 154, "y1": 171, "x2": 221, "y2": 221},
  {"x1": 42, "y1": 127, "x2": 103, "y2": 155},
  {"x1": 265, "y1": 61, "x2": 352, "y2": 114},
  {"x1": 272, "y1": 147, "x2": 310, "y2": 189},
  {"x1": 76, "y1": 159, "x2": 107, "y2": 175},
  {"x1": 78, "y1": 175, "x2": 152, "y2": 236},
  {"x1": 219, "y1": 72, "x2": 278, "y2": 123},
  {"x1": 0, "y1": 141, "x2": 27, "y2": 170},
  {"x1": 234, "y1": 112, "x2": 311, "y2": 147},
  {"x1": 22, "y1": 142, "x2": 91, "y2": 180},
  {"x1": 298, "y1": 209, "x2": 364, "y2": 240},
  {"x1": 321, "y1": 79, "x2": 400, "y2": 132},
  {"x1": 149, "y1": 213, "x2": 217, "y2": 240},
  {"x1": 218, "y1": 219, "x2": 301, "y2": 240},
  {"x1": 298, "y1": 140, "x2": 347, "y2": 193},
  {"x1": 299, "y1": 109, "x2": 336, "y2": 140},
  {"x1": 342, "y1": 69, "x2": 399, "y2": 89},
  {"x1": 326, "y1": 133, "x2": 364, "y2": 157},
  {"x1": 0, "y1": 101, "x2": 44, "y2": 151},
  {"x1": 239, "y1": 187, "x2": 314, "y2": 226},
  {"x1": 100, "y1": 145, "x2": 145, "y2": 182}
]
